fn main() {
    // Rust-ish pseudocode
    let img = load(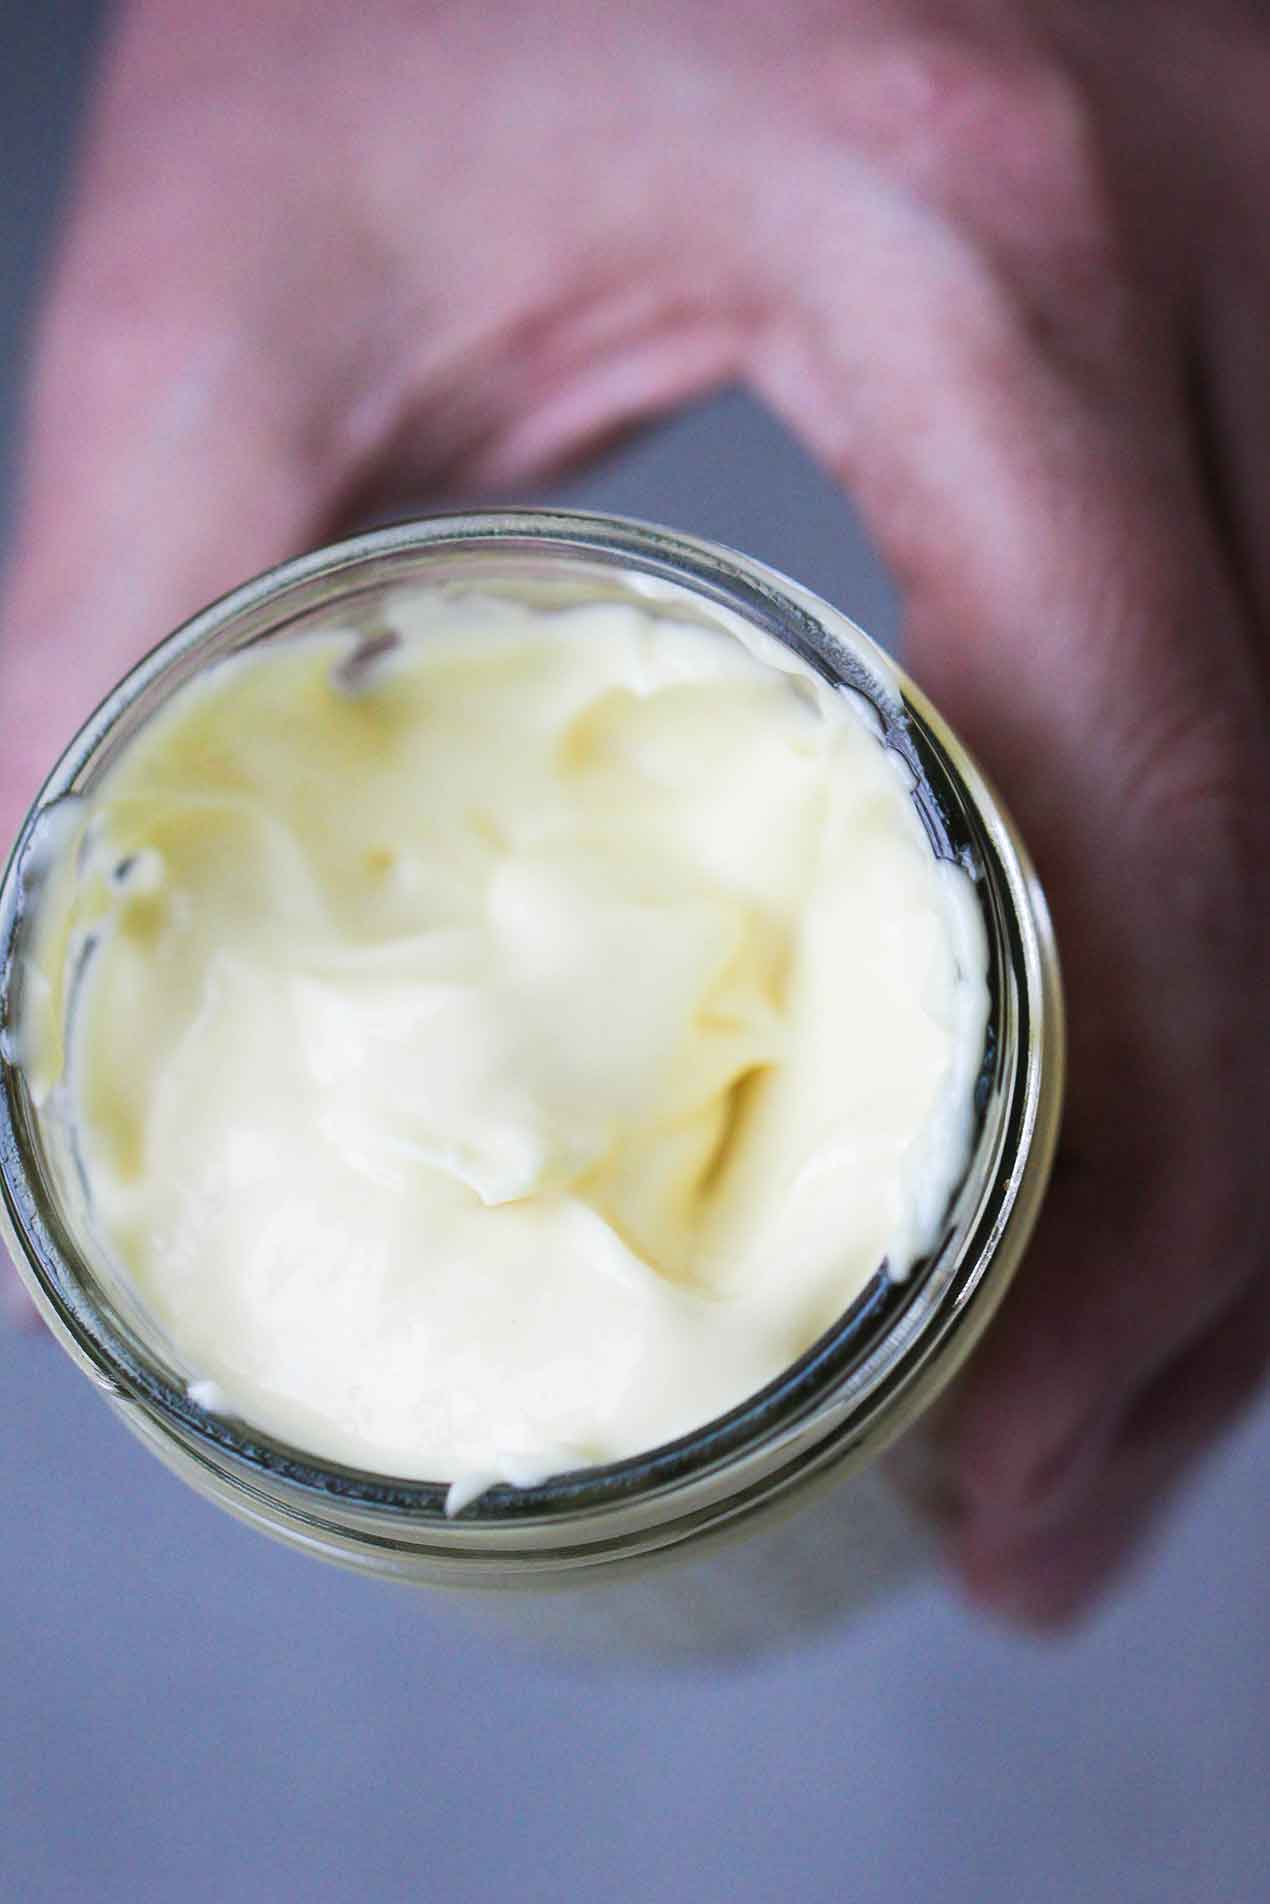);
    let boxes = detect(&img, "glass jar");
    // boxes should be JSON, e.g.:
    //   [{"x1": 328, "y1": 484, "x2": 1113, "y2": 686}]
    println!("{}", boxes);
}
[{"x1": 0, "y1": 511, "x2": 1062, "y2": 1658}]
